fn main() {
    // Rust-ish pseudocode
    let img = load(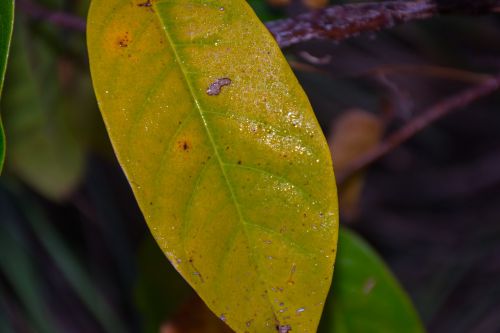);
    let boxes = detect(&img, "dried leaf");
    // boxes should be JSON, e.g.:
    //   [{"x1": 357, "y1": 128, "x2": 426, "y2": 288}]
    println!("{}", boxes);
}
[{"x1": 329, "y1": 110, "x2": 383, "y2": 220}]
